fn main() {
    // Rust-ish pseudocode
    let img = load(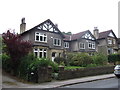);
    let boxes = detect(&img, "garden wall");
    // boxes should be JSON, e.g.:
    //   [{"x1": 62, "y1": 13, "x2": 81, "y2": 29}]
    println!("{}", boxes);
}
[
  {"x1": 58, "y1": 66, "x2": 114, "y2": 80},
  {"x1": 28, "y1": 66, "x2": 52, "y2": 83}
]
